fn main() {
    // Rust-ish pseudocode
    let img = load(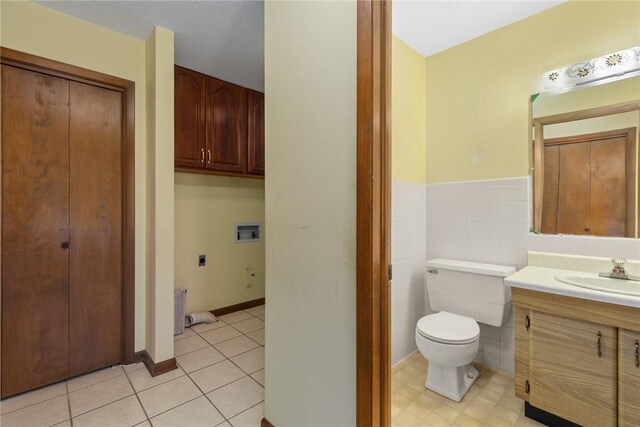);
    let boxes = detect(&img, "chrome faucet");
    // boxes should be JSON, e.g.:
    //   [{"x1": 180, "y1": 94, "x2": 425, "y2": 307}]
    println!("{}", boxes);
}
[{"x1": 599, "y1": 258, "x2": 640, "y2": 281}]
